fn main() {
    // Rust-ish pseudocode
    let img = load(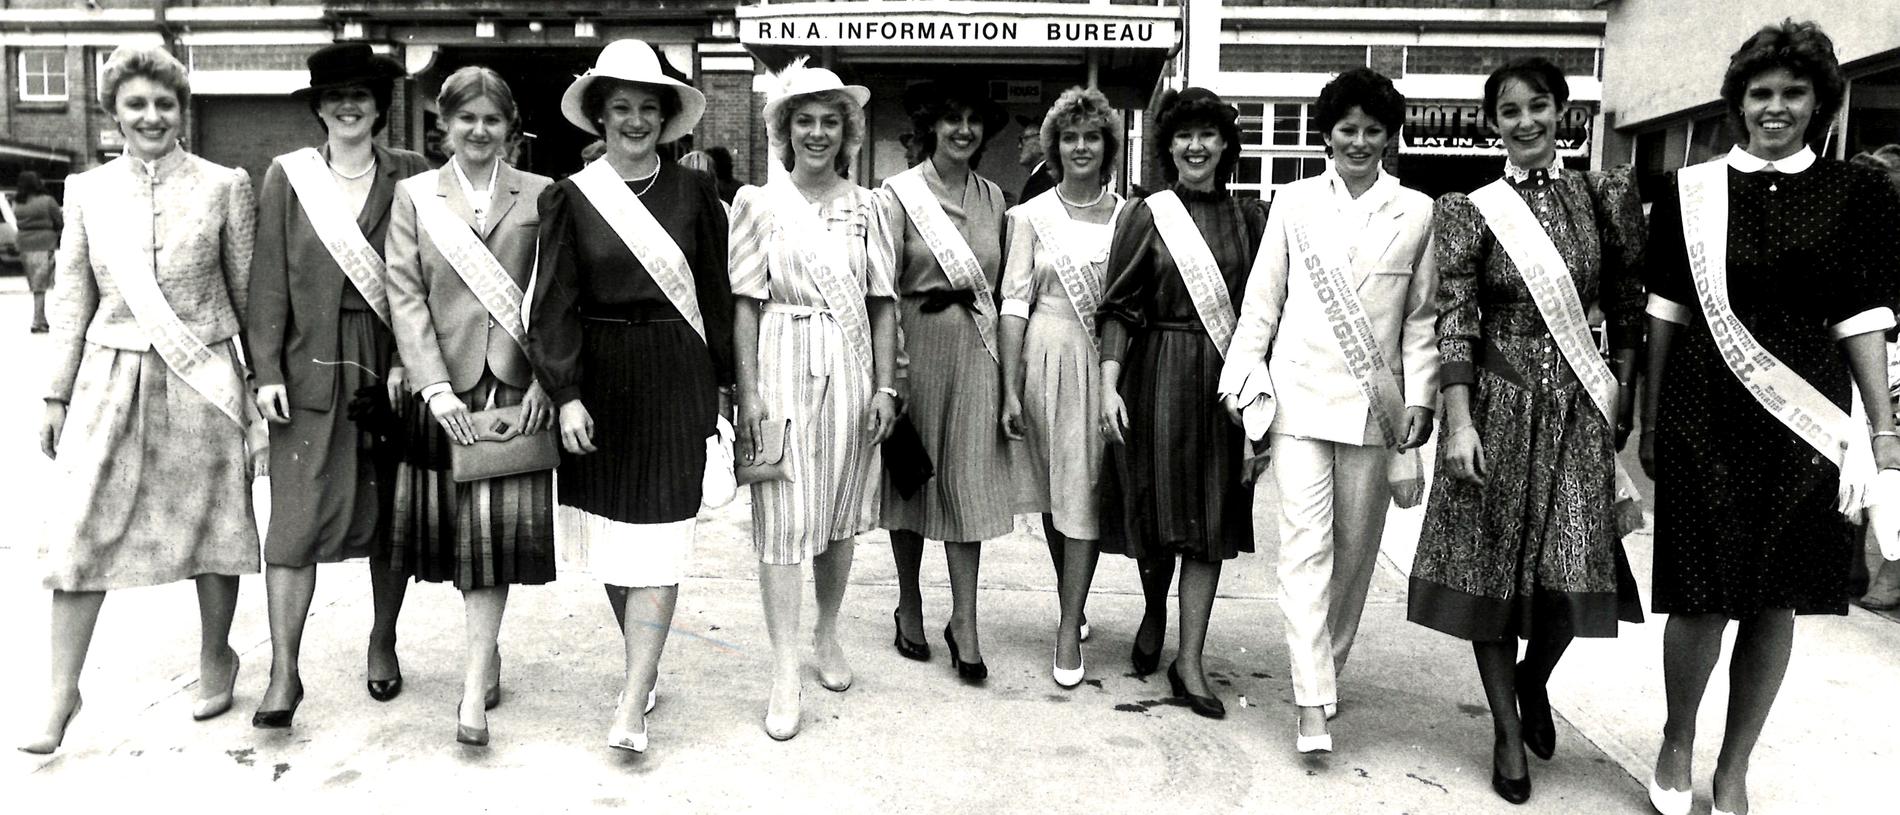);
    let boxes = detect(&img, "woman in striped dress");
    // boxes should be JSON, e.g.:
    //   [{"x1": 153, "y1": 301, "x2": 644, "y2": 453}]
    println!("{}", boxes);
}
[
  {"x1": 729, "y1": 64, "x2": 900, "y2": 740},
  {"x1": 999, "y1": 86, "x2": 1124, "y2": 688},
  {"x1": 384, "y1": 67, "x2": 556, "y2": 747}
]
